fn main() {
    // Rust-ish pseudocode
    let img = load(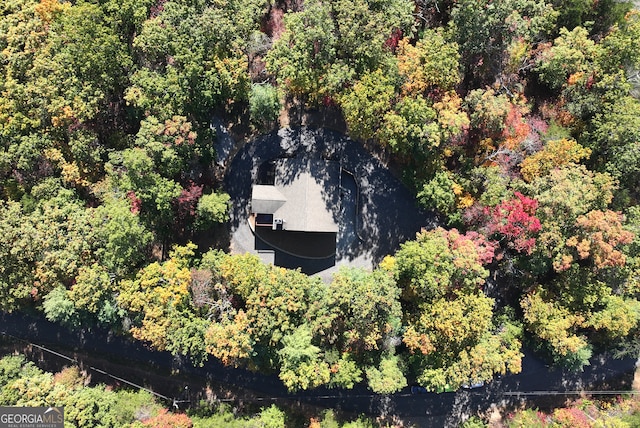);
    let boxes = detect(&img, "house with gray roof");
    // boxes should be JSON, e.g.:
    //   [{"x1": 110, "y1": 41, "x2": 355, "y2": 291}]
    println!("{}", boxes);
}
[{"x1": 250, "y1": 157, "x2": 340, "y2": 260}]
